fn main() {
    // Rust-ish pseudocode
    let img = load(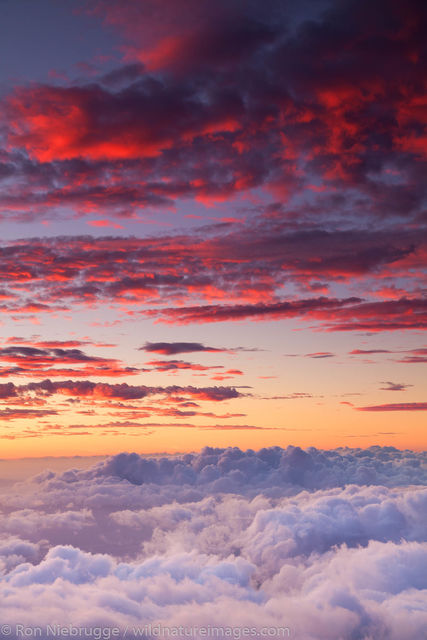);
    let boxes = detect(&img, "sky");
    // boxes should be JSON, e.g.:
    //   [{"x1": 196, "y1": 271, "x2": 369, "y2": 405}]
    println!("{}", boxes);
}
[
  {"x1": 0, "y1": 0, "x2": 426, "y2": 458},
  {"x1": 0, "y1": 2, "x2": 427, "y2": 635}
]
